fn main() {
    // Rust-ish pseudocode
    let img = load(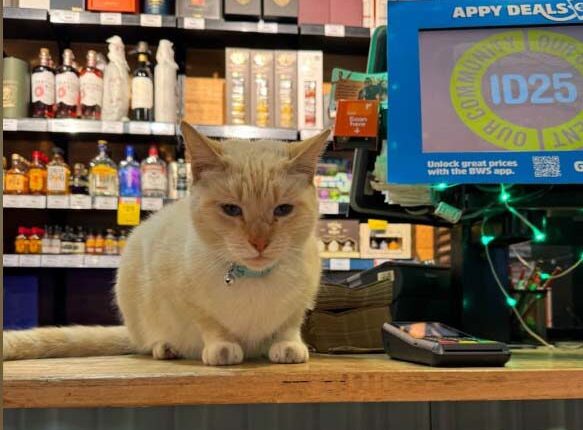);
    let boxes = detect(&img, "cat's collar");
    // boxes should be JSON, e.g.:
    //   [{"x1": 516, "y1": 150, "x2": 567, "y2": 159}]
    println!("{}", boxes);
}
[{"x1": 224, "y1": 262, "x2": 276, "y2": 286}]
